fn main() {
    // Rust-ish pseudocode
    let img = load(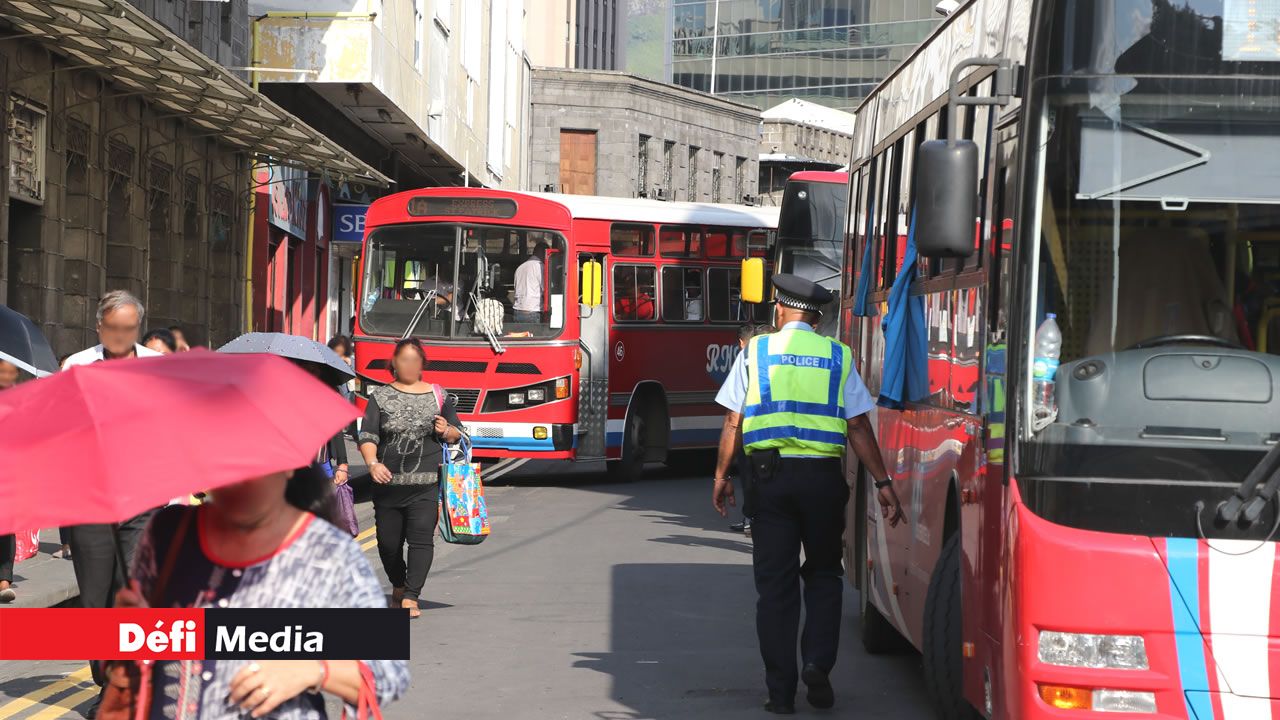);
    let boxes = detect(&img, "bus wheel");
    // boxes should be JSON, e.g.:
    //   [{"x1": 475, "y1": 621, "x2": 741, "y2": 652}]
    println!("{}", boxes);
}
[
  {"x1": 618, "y1": 405, "x2": 648, "y2": 482},
  {"x1": 923, "y1": 533, "x2": 979, "y2": 720}
]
